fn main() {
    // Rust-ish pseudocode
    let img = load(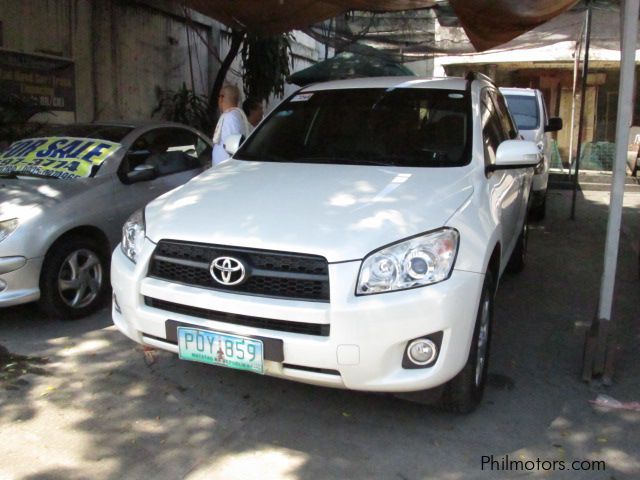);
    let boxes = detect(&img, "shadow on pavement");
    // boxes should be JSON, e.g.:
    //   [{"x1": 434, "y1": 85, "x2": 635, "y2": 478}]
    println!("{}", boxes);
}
[{"x1": 0, "y1": 189, "x2": 638, "y2": 480}]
